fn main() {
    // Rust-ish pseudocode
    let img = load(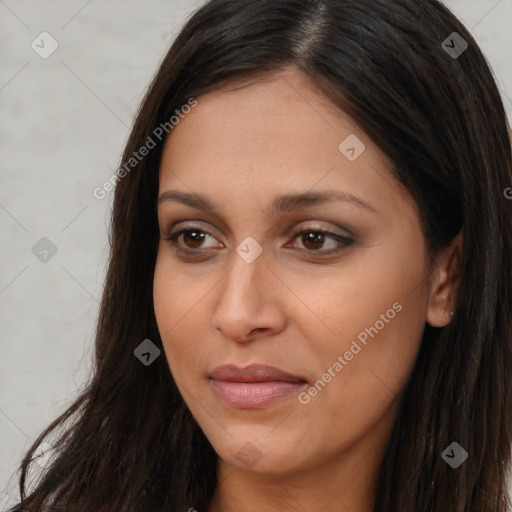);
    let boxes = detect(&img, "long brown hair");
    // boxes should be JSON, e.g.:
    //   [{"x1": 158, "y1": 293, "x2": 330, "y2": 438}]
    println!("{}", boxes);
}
[{"x1": 12, "y1": 0, "x2": 512, "y2": 510}]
